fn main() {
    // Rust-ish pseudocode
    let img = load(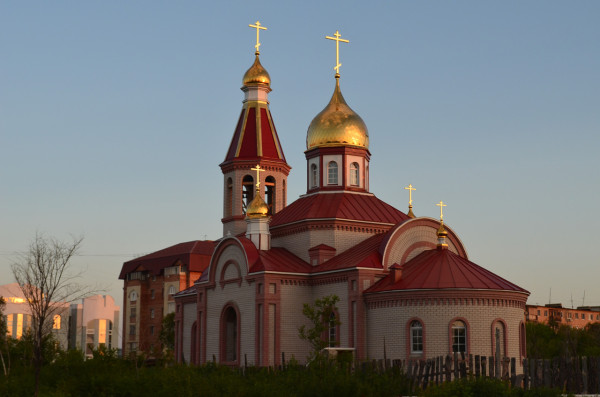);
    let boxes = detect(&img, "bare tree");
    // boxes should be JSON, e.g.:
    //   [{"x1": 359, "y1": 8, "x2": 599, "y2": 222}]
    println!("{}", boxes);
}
[{"x1": 11, "y1": 232, "x2": 89, "y2": 396}]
